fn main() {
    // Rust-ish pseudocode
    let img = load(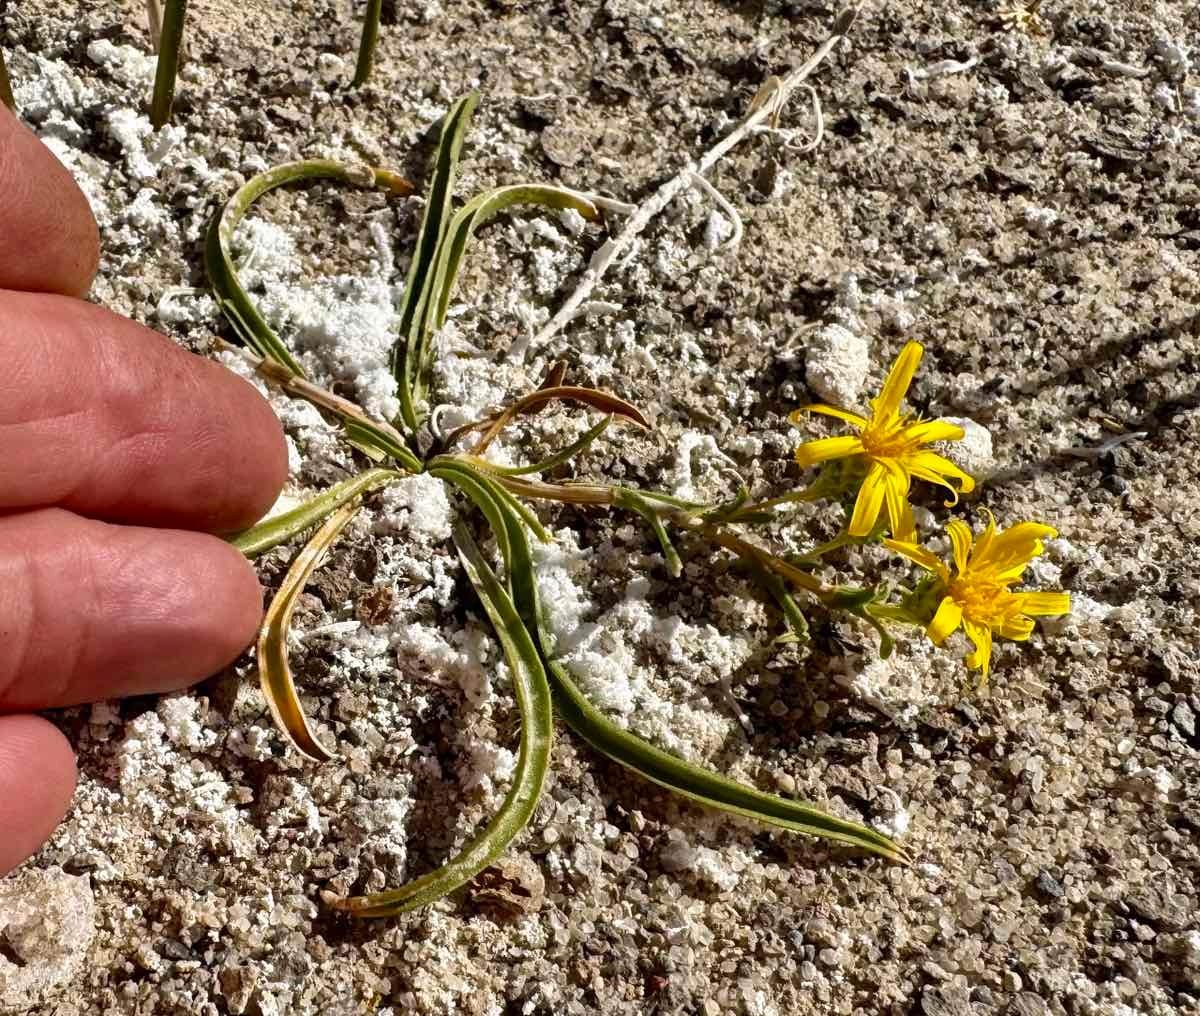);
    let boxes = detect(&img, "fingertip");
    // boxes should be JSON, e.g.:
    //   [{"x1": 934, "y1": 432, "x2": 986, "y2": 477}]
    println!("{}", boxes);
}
[
  {"x1": 220, "y1": 370, "x2": 290, "y2": 531},
  {"x1": 0, "y1": 715, "x2": 76, "y2": 876},
  {"x1": 136, "y1": 531, "x2": 265, "y2": 690},
  {"x1": 213, "y1": 535, "x2": 267, "y2": 654},
  {"x1": 0, "y1": 104, "x2": 101, "y2": 297},
  {"x1": 0, "y1": 512, "x2": 264, "y2": 710}
]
